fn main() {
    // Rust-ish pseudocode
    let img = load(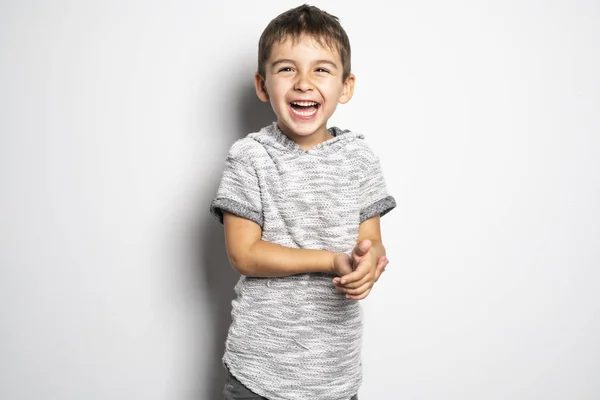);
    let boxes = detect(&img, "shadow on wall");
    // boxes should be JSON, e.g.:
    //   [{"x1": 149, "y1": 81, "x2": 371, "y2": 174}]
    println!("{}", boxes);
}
[{"x1": 196, "y1": 82, "x2": 273, "y2": 400}]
